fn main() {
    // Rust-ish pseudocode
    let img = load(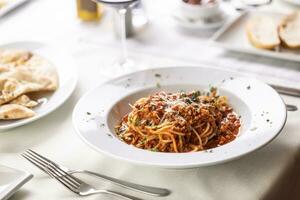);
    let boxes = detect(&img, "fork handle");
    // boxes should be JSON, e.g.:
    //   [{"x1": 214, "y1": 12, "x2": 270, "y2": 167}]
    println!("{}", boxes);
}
[
  {"x1": 270, "y1": 84, "x2": 300, "y2": 98},
  {"x1": 88, "y1": 189, "x2": 144, "y2": 200},
  {"x1": 69, "y1": 170, "x2": 170, "y2": 197},
  {"x1": 286, "y1": 104, "x2": 298, "y2": 112}
]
